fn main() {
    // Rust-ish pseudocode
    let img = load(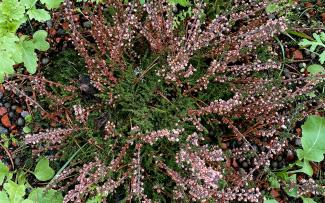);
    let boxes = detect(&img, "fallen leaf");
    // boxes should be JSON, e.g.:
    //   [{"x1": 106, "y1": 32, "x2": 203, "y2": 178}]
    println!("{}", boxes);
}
[
  {"x1": 1, "y1": 114, "x2": 11, "y2": 128},
  {"x1": 293, "y1": 50, "x2": 304, "y2": 60}
]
